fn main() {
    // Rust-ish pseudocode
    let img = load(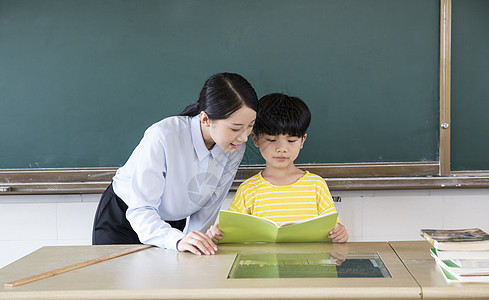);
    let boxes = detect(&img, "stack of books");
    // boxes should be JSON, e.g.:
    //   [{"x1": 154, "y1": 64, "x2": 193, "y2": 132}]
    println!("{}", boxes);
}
[{"x1": 420, "y1": 228, "x2": 489, "y2": 283}]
